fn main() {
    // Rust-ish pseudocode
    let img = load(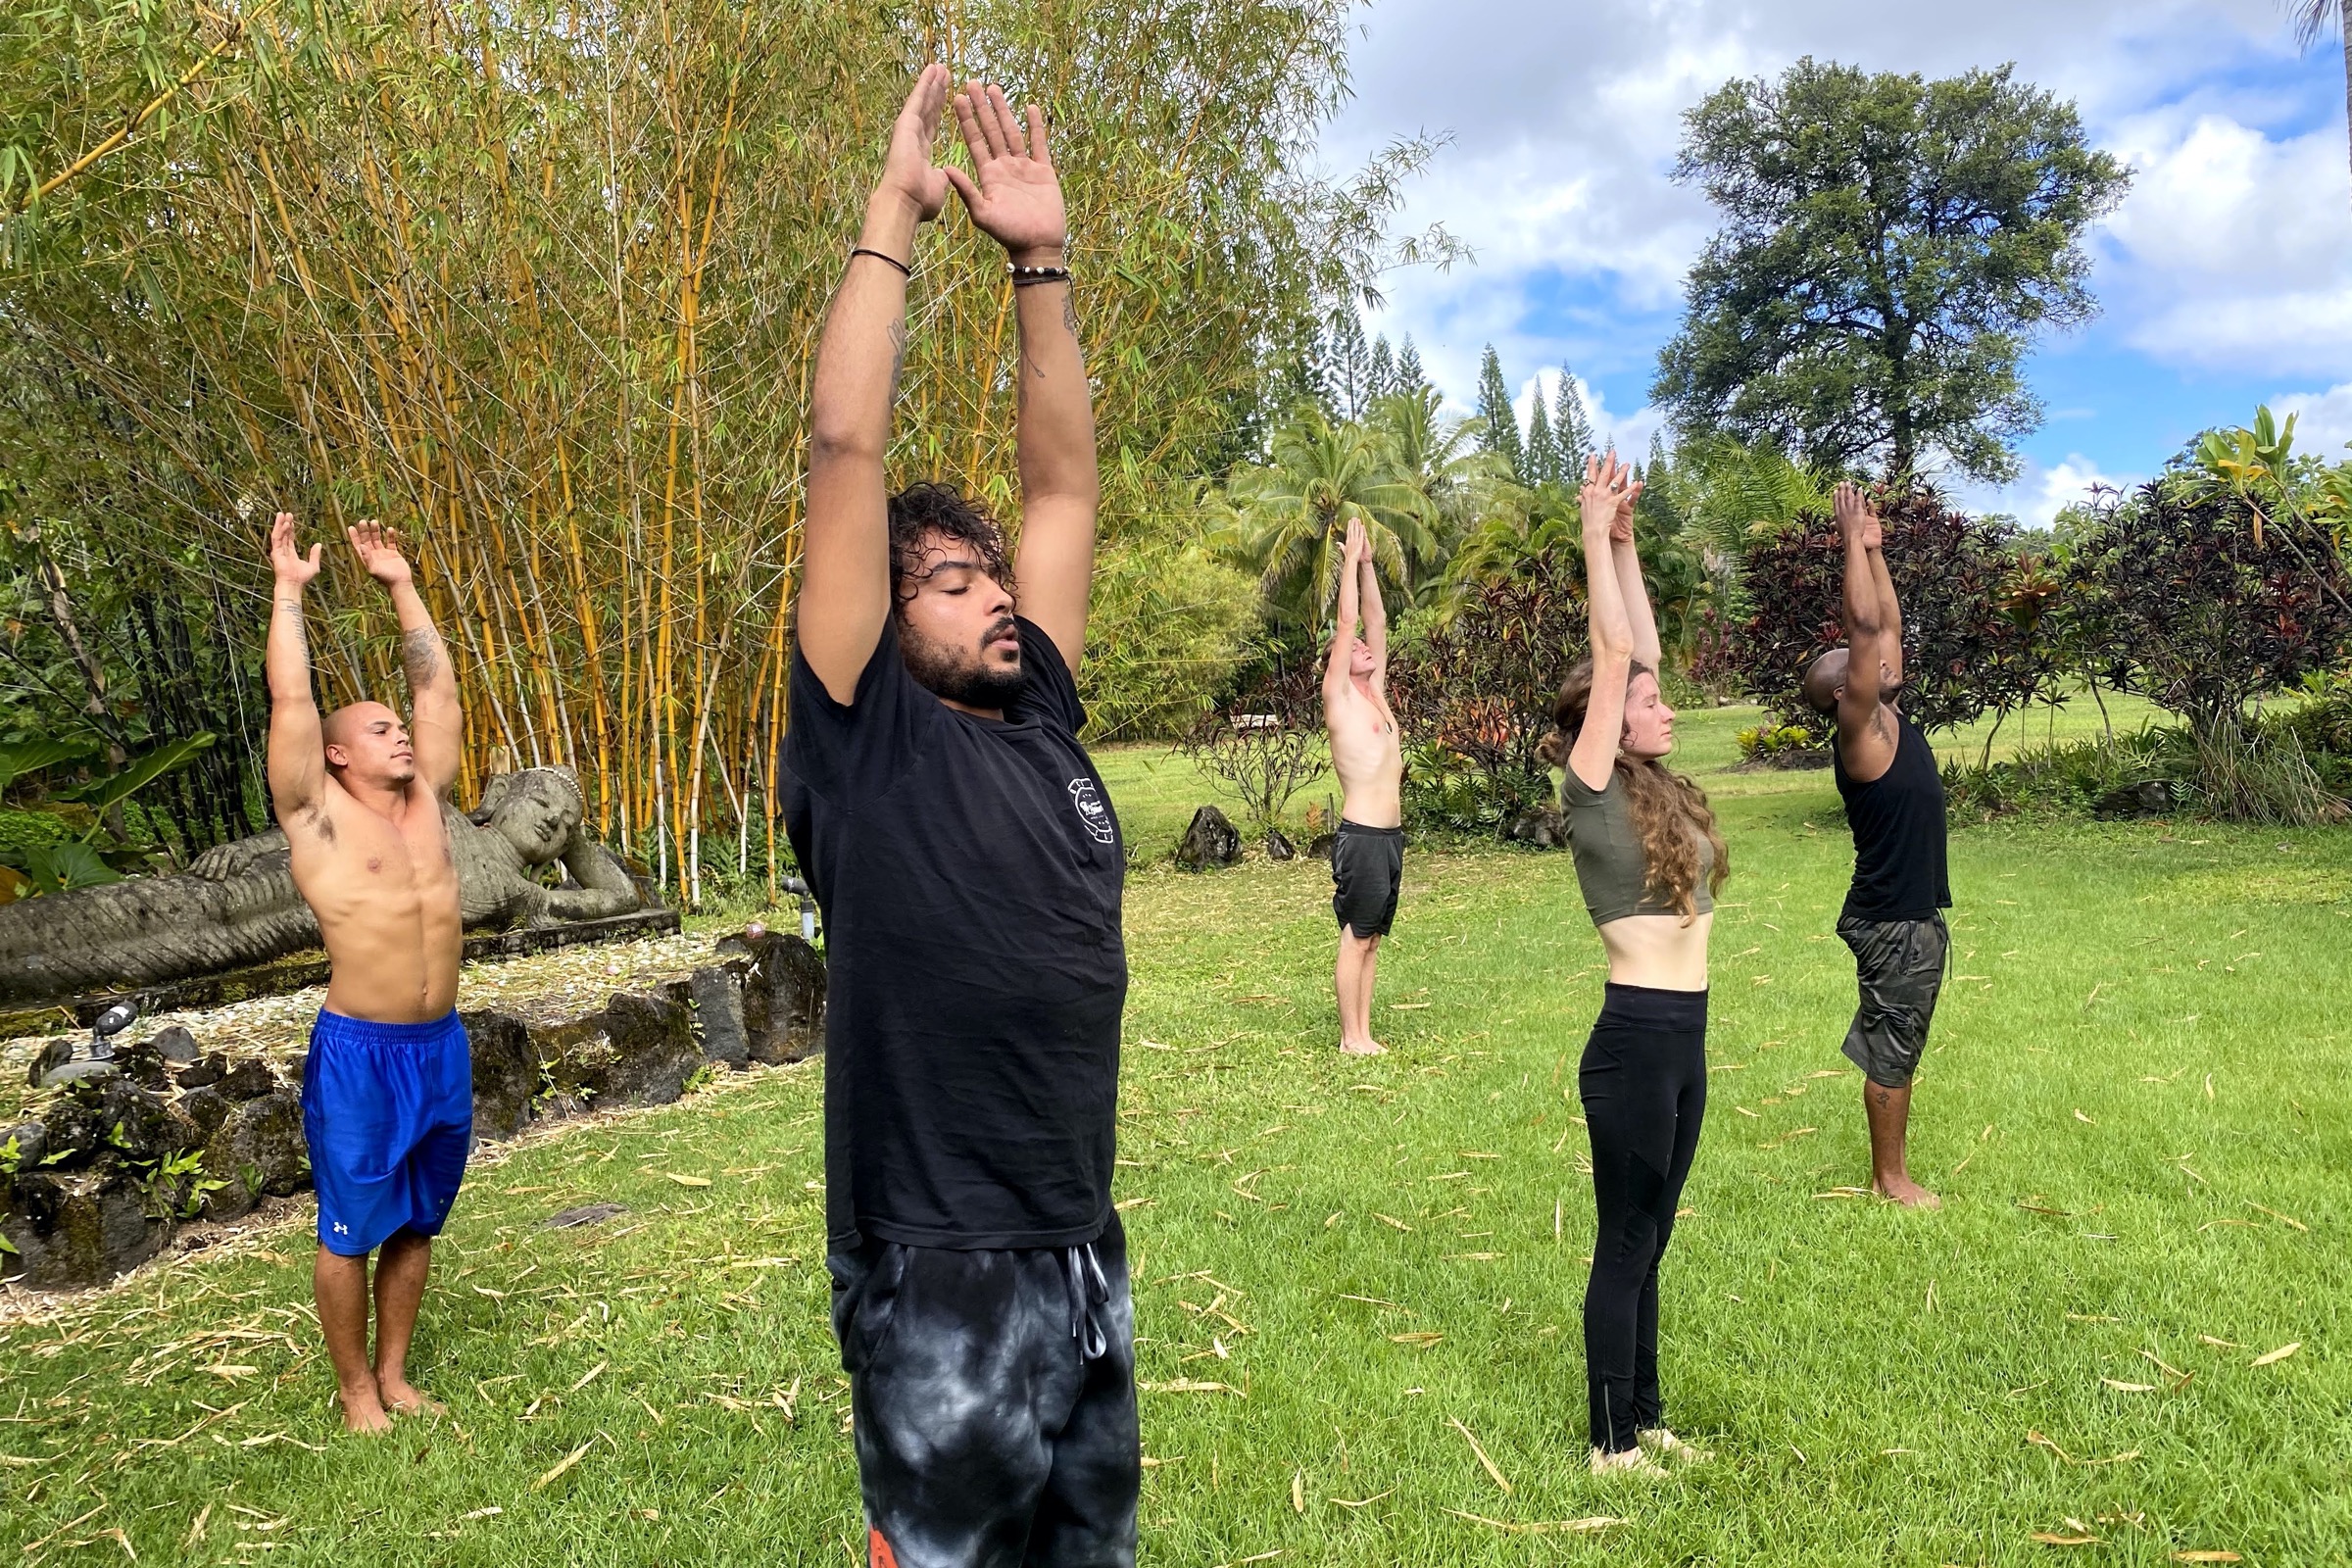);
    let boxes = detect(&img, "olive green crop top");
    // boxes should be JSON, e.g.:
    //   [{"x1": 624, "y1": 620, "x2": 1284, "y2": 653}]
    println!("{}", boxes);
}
[{"x1": 1559, "y1": 766, "x2": 1714, "y2": 927}]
